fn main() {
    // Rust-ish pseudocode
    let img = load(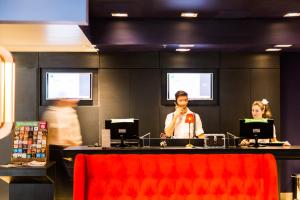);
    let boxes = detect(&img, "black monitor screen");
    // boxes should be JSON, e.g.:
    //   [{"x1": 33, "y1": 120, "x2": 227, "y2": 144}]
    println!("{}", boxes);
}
[
  {"x1": 105, "y1": 119, "x2": 139, "y2": 140},
  {"x1": 240, "y1": 119, "x2": 274, "y2": 139}
]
